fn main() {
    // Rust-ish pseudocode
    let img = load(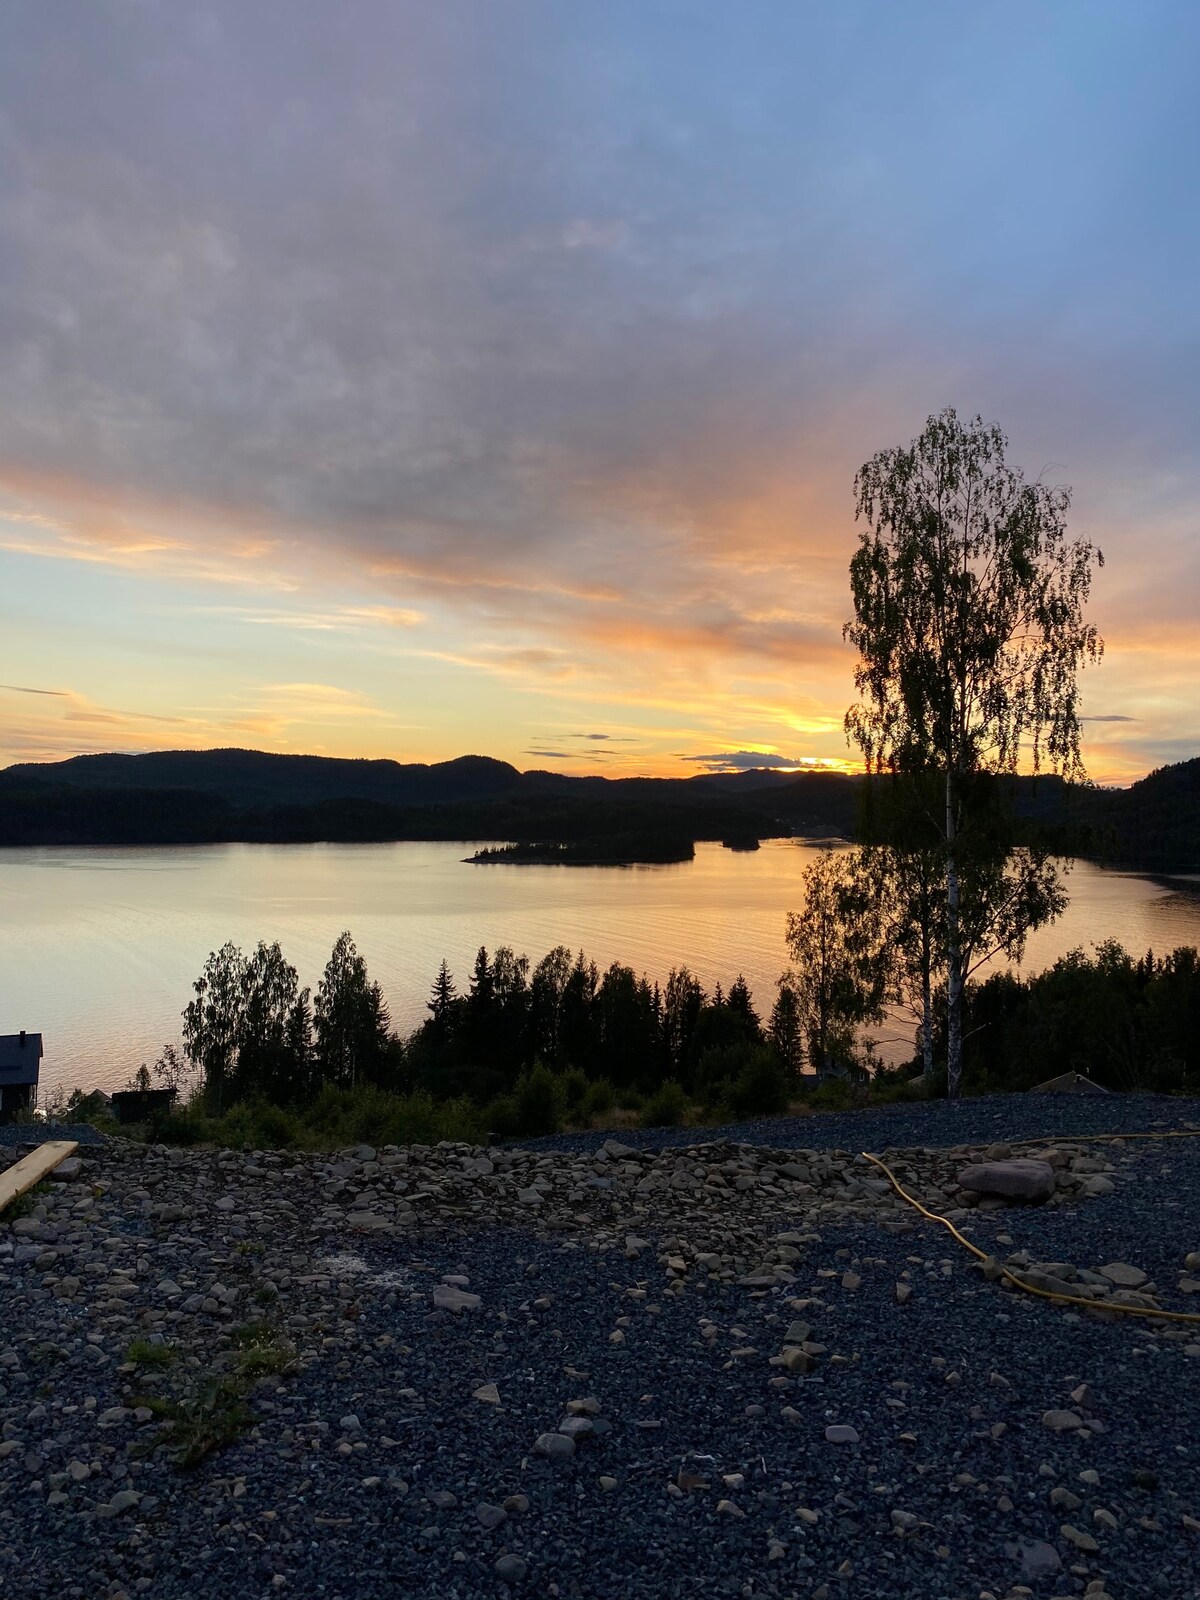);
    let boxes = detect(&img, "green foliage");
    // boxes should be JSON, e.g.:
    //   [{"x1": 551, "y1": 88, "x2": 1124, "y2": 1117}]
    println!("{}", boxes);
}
[
  {"x1": 135, "y1": 1380, "x2": 258, "y2": 1471},
  {"x1": 958, "y1": 941, "x2": 1200, "y2": 1094},
  {"x1": 641, "y1": 1079, "x2": 688, "y2": 1127},
  {"x1": 511, "y1": 1062, "x2": 564, "y2": 1137},
  {"x1": 580, "y1": 1077, "x2": 616, "y2": 1118},
  {"x1": 2, "y1": 1180, "x2": 51, "y2": 1223},
  {"x1": 725, "y1": 1046, "x2": 791, "y2": 1118},
  {"x1": 126, "y1": 1338, "x2": 176, "y2": 1370},
  {"x1": 314, "y1": 931, "x2": 391, "y2": 1090},
  {"x1": 559, "y1": 1066, "x2": 589, "y2": 1115},
  {"x1": 845, "y1": 408, "x2": 1103, "y2": 1097},
  {"x1": 785, "y1": 849, "x2": 890, "y2": 1078},
  {"x1": 808, "y1": 1077, "x2": 855, "y2": 1112}
]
